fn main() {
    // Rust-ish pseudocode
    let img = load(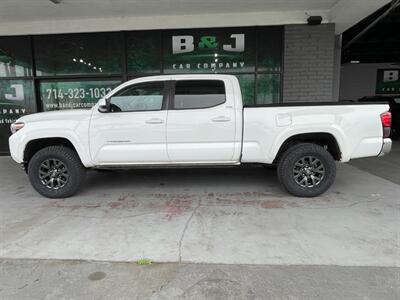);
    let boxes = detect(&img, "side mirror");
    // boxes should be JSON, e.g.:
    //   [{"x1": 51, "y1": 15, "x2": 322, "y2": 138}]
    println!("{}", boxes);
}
[{"x1": 98, "y1": 98, "x2": 108, "y2": 113}]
